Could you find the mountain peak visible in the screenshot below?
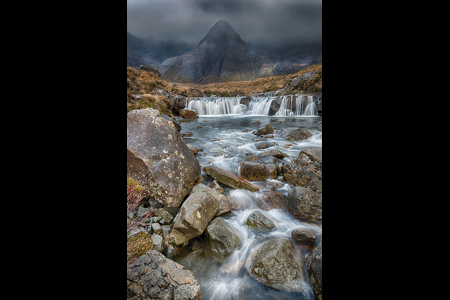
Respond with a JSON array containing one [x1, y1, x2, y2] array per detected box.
[[198, 20, 247, 46]]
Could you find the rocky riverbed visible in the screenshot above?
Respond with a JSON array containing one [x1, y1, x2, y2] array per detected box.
[[127, 108, 322, 300]]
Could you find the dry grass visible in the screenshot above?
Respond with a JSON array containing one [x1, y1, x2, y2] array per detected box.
[[174, 63, 322, 96]]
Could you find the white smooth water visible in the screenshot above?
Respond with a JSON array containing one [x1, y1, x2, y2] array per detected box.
[[185, 95, 318, 117]]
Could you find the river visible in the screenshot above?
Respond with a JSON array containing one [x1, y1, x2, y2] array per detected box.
[[172, 112, 322, 300]]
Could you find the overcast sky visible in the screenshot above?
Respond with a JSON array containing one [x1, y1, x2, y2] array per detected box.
[[127, 0, 322, 47]]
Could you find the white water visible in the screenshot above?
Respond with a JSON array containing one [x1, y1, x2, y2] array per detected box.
[[172, 116, 322, 300], [185, 95, 318, 117], [275, 95, 318, 116]]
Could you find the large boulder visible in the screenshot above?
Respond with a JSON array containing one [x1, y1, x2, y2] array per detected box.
[[189, 183, 231, 216], [180, 109, 199, 119], [282, 148, 322, 194], [127, 108, 201, 207], [204, 217, 241, 259], [168, 191, 219, 246], [287, 186, 322, 223], [245, 237, 307, 292], [252, 123, 274, 136], [203, 165, 259, 192], [306, 242, 322, 300], [260, 149, 288, 159], [127, 250, 202, 300]]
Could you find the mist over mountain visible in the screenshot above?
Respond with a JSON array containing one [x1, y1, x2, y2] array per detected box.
[[127, 32, 194, 69], [127, 20, 321, 83]]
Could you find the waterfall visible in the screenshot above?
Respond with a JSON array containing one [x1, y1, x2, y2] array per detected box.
[[275, 95, 318, 116], [185, 95, 317, 116], [186, 97, 247, 115], [247, 97, 275, 115]]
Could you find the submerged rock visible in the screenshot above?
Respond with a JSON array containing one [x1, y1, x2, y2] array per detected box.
[[203, 165, 259, 192], [287, 186, 322, 223], [204, 217, 241, 259], [246, 210, 275, 230], [306, 242, 322, 300], [127, 108, 201, 208], [127, 250, 202, 300], [245, 237, 307, 292], [257, 191, 287, 210]]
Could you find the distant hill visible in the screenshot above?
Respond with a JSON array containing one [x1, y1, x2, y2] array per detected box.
[[127, 20, 321, 83], [158, 21, 320, 83]]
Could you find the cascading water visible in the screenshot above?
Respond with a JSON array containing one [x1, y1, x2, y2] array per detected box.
[[185, 95, 318, 117], [247, 97, 275, 115], [275, 95, 318, 116], [187, 97, 247, 115]]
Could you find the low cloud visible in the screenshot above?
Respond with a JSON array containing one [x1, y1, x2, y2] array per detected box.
[[127, 0, 322, 47]]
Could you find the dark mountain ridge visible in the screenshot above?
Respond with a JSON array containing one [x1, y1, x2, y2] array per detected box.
[[128, 20, 321, 83]]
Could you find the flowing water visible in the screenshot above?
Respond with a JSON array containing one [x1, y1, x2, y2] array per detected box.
[[174, 114, 322, 300], [186, 95, 318, 117]]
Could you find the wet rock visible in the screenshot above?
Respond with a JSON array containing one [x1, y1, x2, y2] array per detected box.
[[261, 134, 274, 138], [260, 149, 288, 159], [127, 108, 201, 208], [245, 237, 306, 292], [240, 96, 252, 106], [306, 242, 322, 300], [282, 148, 322, 194], [127, 231, 153, 258], [179, 109, 199, 119], [190, 183, 231, 216], [257, 191, 287, 210], [240, 161, 271, 181], [254, 141, 274, 149], [151, 233, 165, 253], [127, 250, 201, 300], [291, 228, 316, 245], [246, 210, 275, 230], [182, 132, 193, 137], [204, 217, 241, 259], [186, 143, 198, 155], [287, 186, 322, 223], [203, 165, 259, 192], [252, 123, 274, 136], [168, 191, 219, 245], [277, 128, 312, 141], [251, 120, 261, 125]]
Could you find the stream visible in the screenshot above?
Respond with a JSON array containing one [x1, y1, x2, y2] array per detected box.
[[174, 114, 322, 300]]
